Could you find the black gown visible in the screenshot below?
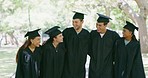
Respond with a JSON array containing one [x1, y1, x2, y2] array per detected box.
[[89, 29, 120, 78], [62, 27, 90, 78], [40, 41, 65, 78], [15, 46, 42, 78], [114, 38, 145, 78]]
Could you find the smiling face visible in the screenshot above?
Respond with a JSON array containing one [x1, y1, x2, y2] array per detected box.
[[53, 33, 63, 43], [30, 36, 41, 47], [96, 22, 107, 33], [72, 19, 83, 30], [122, 28, 132, 39]]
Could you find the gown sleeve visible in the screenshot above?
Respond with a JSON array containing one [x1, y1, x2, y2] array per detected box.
[[131, 44, 146, 78]]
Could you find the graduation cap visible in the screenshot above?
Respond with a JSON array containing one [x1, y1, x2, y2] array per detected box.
[[97, 13, 112, 23], [45, 26, 62, 38], [24, 29, 40, 39], [123, 21, 138, 33], [73, 11, 86, 19]]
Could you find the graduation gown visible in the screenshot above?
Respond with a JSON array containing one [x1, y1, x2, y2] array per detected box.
[[40, 41, 65, 78], [62, 27, 90, 78], [15, 46, 42, 78], [89, 29, 120, 78], [114, 38, 145, 78]]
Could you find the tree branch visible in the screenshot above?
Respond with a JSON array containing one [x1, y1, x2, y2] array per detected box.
[[135, 0, 148, 15], [117, 0, 139, 22]]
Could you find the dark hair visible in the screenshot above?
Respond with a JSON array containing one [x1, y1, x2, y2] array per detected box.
[[16, 37, 35, 63], [73, 18, 83, 22], [79, 19, 83, 22], [43, 36, 58, 45], [103, 22, 108, 25], [132, 35, 138, 41], [128, 29, 138, 41]]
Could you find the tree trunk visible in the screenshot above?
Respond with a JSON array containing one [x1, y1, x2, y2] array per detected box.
[[4, 33, 8, 45], [0, 37, 2, 47], [8, 32, 19, 46], [135, 17, 148, 53]]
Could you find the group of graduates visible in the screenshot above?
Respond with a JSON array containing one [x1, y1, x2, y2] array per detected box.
[[15, 11, 146, 78]]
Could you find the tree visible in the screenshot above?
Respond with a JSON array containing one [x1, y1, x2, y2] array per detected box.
[[117, 0, 148, 53]]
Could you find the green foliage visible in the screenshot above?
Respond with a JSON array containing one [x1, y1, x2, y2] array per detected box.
[[0, 0, 146, 33]]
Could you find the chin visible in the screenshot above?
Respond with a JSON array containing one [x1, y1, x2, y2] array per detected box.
[[97, 30, 101, 33], [74, 27, 80, 30], [60, 41, 63, 43], [36, 45, 40, 47]]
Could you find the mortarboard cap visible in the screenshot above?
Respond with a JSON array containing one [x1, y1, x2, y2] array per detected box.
[[97, 13, 112, 23], [123, 21, 138, 33], [45, 26, 62, 39], [73, 11, 86, 19], [24, 29, 40, 39]]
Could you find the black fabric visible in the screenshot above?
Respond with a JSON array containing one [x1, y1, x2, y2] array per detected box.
[[15, 46, 42, 78], [97, 13, 112, 23], [40, 42, 65, 78], [45, 26, 61, 39], [25, 29, 40, 39], [62, 27, 90, 78], [73, 11, 85, 19], [89, 30, 120, 78], [114, 38, 146, 78], [123, 21, 138, 33]]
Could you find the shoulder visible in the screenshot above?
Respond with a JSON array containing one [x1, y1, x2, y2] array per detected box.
[[82, 28, 89, 33], [17, 48, 25, 56], [63, 27, 73, 32], [107, 29, 118, 35], [90, 30, 97, 34], [116, 37, 124, 44], [90, 30, 97, 36], [107, 29, 120, 39], [62, 27, 74, 36], [42, 41, 51, 48]]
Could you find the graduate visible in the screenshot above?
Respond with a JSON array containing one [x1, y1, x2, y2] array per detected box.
[[62, 11, 90, 78], [114, 21, 146, 78], [15, 29, 42, 78], [89, 13, 120, 78], [40, 26, 65, 78]]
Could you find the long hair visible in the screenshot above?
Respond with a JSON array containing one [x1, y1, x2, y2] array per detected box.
[[132, 34, 138, 41], [16, 38, 32, 63]]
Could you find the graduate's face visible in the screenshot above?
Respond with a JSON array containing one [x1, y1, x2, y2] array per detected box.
[[72, 19, 83, 30], [54, 33, 63, 43], [96, 22, 107, 33], [30, 36, 41, 47], [122, 28, 132, 38]]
